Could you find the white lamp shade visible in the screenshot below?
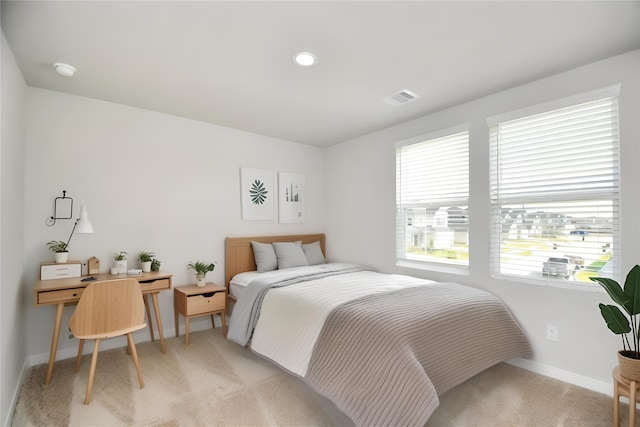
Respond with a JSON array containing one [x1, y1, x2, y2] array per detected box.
[[76, 205, 94, 234]]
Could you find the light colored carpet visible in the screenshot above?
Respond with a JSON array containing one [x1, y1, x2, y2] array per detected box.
[[12, 329, 629, 426]]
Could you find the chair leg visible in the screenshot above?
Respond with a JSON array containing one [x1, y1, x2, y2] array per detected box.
[[75, 339, 85, 372], [127, 333, 144, 389], [84, 339, 101, 405]]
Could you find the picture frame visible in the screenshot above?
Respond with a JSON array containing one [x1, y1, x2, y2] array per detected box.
[[240, 167, 275, 221], [278, 172, 305, 223]]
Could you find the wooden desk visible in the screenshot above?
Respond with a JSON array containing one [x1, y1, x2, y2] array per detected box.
[[34, 271, 172, 385]]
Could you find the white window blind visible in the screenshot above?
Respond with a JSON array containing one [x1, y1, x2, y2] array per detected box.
[[396, 130, 469, 267], [489, 94, 620, 285]]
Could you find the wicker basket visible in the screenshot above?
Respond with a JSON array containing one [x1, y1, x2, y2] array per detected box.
[[617, 351, 640, 381]]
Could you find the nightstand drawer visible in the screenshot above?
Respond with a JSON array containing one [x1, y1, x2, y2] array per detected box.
[[187, 291, 225, 315], [37, 287, 84, 305], [138, 278, 171, 292]]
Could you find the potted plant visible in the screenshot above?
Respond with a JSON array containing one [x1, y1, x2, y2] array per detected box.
[[151, 258, 161, 272], [137, 251, 155, 273], [591, 265, 640, 380], [47, 240, 69, 263], [114, 251, 128, 274], [188, 261, 215, 287]]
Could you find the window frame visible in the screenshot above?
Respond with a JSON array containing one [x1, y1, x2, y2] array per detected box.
[[486, 85, 622, 289], [395, 124, 470, 273]]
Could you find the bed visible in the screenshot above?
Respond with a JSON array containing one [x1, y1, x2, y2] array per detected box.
[[225, 234, 530, 426]]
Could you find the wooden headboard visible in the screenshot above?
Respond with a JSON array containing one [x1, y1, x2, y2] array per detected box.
[[225, 234, 325, 287]]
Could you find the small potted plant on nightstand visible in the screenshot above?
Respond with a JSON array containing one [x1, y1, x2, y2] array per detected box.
[[188, 261, 215, 287], [114, 251, 128, 274], [47, 240, 69, 263], [137, 251, 155, 273]]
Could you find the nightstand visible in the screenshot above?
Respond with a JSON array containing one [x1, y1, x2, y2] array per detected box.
[[174, 283, 227, 345]]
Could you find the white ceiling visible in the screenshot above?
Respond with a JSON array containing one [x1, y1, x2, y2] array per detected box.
[[2, 1, 639, 147]]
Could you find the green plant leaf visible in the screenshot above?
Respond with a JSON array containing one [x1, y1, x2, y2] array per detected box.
[[599, 303, 631, 335], [591, 276, 629, 313], [187, 261, 215, 275], [623, 265, 640, 315], [249, 179, 268, 205]]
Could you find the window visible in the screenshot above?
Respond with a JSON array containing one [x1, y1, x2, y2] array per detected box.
[[396, 128, 469, 268], [489, 88, 620, 285]]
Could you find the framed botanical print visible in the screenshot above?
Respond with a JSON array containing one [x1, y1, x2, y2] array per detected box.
[[240, 167, 274, 221]]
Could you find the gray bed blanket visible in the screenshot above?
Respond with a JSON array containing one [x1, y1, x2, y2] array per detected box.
[[305, 282, 531, 427]]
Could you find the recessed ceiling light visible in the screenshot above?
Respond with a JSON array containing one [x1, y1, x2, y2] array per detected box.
[[294, 52, 317, 67], [53, 62, 76, 77]]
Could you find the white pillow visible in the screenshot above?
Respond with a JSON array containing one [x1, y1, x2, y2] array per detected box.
[[272, 241, 309, 269], [251, 241, 278, 272], [303, 241, 326, 265], [230, 271, 262, 287]]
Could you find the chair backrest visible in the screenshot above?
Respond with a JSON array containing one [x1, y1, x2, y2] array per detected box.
[[70, 278, 145, 338]]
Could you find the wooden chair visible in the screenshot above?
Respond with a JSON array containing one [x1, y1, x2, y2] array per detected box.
[[70, 278, 147, 404], [613, 366, 640, 427]]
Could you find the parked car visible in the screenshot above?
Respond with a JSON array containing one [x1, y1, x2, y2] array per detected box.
[[542, 257, 575, 279]]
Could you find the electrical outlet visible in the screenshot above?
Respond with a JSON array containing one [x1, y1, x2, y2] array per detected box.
[[546, 324, 559, 342]]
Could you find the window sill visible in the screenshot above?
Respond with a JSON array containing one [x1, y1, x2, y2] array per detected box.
[[396, 259, 469, 276], [490, 273, 604, 292]]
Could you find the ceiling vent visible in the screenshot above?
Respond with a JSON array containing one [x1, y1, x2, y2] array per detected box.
[[383, 89, 420, 107]]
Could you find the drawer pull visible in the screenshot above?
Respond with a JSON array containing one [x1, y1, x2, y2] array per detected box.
[[187, 291, 222, 298]]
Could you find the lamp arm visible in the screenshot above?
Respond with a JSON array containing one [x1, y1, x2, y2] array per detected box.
[[66, 219, 79, 249]]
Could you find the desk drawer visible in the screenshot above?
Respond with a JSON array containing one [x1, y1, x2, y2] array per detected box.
[[38, 288, 84, 305], [187, 291, 225, 315], [138, 278, 171, 292], [40, 263, 81, 280]]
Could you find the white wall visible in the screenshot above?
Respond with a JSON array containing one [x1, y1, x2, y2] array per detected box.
[[1, 30, 27, 427], [325, 50, 640, 390], [24, 88, 325, 364]]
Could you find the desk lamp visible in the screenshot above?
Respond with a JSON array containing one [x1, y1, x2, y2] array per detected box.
[[66, 205, 94, 249]]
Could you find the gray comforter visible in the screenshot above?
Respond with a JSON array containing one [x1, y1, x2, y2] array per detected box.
[[228, 266, 530, 426], [306, 282, 531, 426]]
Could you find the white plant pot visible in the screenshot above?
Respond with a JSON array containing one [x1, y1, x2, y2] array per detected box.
[[115, 259, 127, 274], [54, 252, 69, 263], [196, 275, 206, 287], [141, 261, 152, 273]]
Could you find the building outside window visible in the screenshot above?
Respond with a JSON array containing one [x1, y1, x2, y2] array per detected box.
[[396, 128, 469, 268], [488, 87, 620, 285]]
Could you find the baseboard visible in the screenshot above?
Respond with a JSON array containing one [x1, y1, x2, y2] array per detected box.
[[4, 357, 30, 427], [507, 357, 613, 396]]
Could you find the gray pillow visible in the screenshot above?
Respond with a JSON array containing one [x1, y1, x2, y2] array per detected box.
[[272, 241, 309, 269], [302, 241, 326, 265], [251, 241, 278, 272]]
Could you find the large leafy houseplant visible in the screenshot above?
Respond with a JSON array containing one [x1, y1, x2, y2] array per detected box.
[[591, 265, 640, 360]]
